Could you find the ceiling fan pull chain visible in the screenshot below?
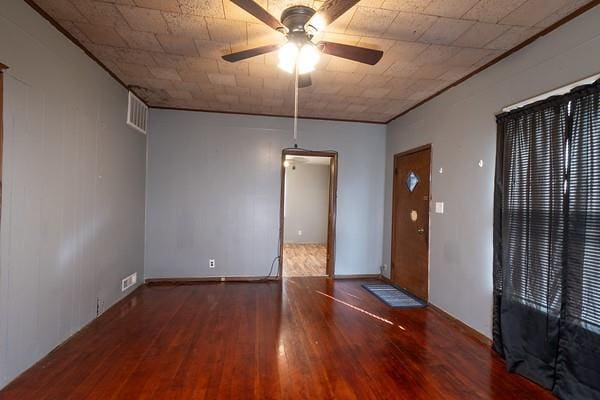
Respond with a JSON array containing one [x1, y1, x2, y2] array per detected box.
[[293, 61, 299, 142]]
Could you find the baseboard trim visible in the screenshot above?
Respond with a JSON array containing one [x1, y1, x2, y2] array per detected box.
[[428, 304, 492, 347], [333, 274, 382, 280], [145, 276, 279, 285], [378, 275, 491, 347], [0, 283, 144, 389]]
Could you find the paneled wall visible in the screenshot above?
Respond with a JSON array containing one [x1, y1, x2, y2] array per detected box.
[[0, 0, 146, 387], [145, 110, 386, 278], [384, 6, 600, 338]]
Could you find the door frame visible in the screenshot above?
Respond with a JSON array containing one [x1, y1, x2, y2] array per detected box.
[[279, 149, 338, 279], [0, 63, 7, 224], [390, 144, 432, 300]]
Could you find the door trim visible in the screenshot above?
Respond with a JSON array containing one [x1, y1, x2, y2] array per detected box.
[[0, 64, 6, 224], [279, 149, 338, 279], [390, 144, 432, 300]]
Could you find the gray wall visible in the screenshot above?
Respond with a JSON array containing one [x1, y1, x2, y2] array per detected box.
[[383, 6, 600, 338], [145, 109, 385, 278], [284, 163, 330, 244], [0, 0, 146, 388]]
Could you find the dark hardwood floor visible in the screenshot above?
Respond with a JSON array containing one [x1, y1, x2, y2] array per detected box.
[[0, 278, 554, 399]]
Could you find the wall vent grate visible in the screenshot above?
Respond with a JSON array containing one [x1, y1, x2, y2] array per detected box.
[[127, 91, 148, 134], [121, 272, 137, 292]]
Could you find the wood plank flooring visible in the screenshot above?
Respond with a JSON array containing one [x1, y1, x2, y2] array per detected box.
[[0, 278, 555, 400], [283, 243, 327, 276]]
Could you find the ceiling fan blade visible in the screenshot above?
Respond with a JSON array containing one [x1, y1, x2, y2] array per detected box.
[[309, 0, 360, 29], [222, 43, 280, 62], [318, 41, 383, 65], [298, 74, 312, 88], [230, 0, 285, 31]]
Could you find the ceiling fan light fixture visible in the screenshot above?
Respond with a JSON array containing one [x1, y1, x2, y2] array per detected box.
[[278, 42, 299, 74], [308, 13, 326, 33], [298, 42, 319, 74]]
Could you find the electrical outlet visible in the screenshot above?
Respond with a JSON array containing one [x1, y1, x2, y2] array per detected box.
[[298, 230, 302, 236], [209, 259, 216, 268]]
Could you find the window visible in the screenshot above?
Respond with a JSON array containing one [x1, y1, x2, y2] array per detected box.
[[494, 78, 600, 398]]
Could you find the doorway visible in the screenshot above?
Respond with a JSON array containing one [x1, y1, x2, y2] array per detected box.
[[279, 149, 337, 278], [390, 145, 431, 301]]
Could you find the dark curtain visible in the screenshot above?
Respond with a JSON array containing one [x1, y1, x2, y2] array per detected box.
[[494, 79, 600, 399], [495, 98, 567, 389], [555, 83, 600, 399]]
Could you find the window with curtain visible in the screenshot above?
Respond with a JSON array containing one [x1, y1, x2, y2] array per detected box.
[[494, 79, 600, 400]]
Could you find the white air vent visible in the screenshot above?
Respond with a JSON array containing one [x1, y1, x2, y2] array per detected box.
[[127, 91, 148, 134], [121, 272, 137, 292]]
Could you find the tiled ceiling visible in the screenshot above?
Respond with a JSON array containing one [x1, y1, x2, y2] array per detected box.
[[30, 0, 594, 123]]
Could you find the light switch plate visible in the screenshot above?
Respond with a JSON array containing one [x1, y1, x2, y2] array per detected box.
[[435, 202, 444, 214]]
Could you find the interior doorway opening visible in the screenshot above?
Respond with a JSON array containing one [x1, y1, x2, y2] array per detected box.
[[279, 150, 337, 278]]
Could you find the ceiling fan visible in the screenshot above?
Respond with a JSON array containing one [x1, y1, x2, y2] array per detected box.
[[222, 0, 384, 88]]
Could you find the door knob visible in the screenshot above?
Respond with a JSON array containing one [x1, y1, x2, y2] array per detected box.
[[417, 227, 425, 234]]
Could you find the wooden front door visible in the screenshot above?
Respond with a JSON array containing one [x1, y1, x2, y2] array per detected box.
[[391, 145, 431, 301]]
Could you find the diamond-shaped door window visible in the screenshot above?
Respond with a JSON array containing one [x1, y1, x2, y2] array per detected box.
[[406, 171, 419, 192]]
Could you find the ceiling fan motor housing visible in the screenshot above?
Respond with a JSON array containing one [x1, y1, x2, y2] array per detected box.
[[281, 5, 316, 34]]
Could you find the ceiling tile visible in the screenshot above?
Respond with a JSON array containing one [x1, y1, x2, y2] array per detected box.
[[206, 18, 247, 44], [383, 12, 437, 41], [57, 19, 91, 43], [145, 78, 175, 90], [185, 56, 220, 72], [326, 58, 360, 73], [167, 89, 194, 99], [149, 66, 182, 80], [462, 0, 528, 23], [223, 0, 268, 23], [217, 60, 249, 74], [419, 17, 475, 45], [380, 0, 432, 13], [118, 61, 153, 77], [484, 25, 543, 49], [362, 87, 391, 98], [116, 27, 164, 51], [75, 23, 128, 47], [207, 73, 237, 86], [453, 22, 510, 47], [116, 48, 157, 65], [194, 39, 230, 58], [32, 0, 593, 122], [423, 0, 479, 18], [346, 7, 398, 37], [152, 52, 187, 68], [133, 0, 180, 12], [178, 0, 226, 18], [413, 44, 461, 64], [117, 5, 169, 33], [536, 0, 588, 27], [74, 1, 129, 28], [35, 0, 88, 22], [162, 12, 210, 38], [500, 0, 572, 26], [246, 23, 286, 47], [156, 34, 199, 56], [446, 47, 494, 66]]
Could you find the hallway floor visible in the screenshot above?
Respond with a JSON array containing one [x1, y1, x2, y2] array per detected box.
[[282, 243, 327, 276]]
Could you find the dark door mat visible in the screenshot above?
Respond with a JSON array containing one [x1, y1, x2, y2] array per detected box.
[[362, 283, 427, 308]]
